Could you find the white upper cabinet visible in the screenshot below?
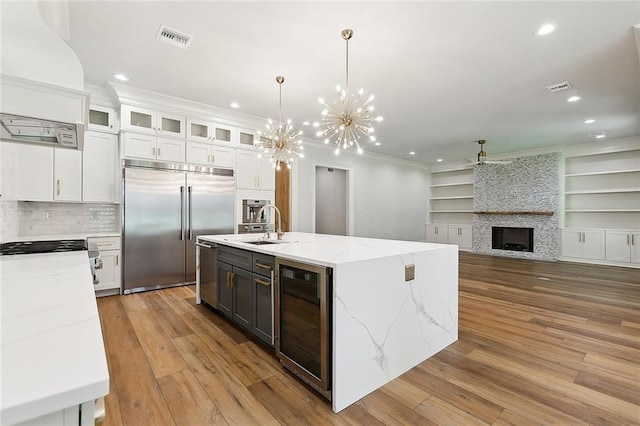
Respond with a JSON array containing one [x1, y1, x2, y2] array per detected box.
[[8, 143, 82, 202], [236, 150, 274, 190], [186, 118, 235, 147], [10, 143, 54, 201], [83, 132, 118, 202], [122, 132, 185, 162], [186, 142, 235, 168], [88, 105, 117, 133], [121, 105, 185, 137], [54, 149, 82, 201], [236, 128, 259, 151]]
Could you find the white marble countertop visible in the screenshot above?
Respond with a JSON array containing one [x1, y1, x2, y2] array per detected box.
[[0, 251, 109, 425], [199, 232, 446, 267]]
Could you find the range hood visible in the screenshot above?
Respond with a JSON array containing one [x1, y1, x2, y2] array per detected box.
[[0, 112, 84, 150]]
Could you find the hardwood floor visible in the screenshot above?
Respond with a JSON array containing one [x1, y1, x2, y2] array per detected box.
[[97, 252, 640, 425]]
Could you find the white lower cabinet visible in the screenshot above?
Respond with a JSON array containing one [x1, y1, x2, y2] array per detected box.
[[605, 230, 640, 264], [123, 132, 185, 162], [426, 225, 448, 244], [561, 229, 605, 260], [15, 401, 95, 426], [83, 132, 119, 202], [89, 236, 121, 295], [448, 225, 473, 250], [426, 224, 471, 249]]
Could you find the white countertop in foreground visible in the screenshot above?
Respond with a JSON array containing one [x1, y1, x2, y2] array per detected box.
[[0, 251, 109, 425], [199, 232, 446, 267]]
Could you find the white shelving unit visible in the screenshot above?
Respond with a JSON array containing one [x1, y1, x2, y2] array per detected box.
[[427, 167, 474, 250], [429, 167, 474, 225], [564, 149, 640, 230], [561, 146, 640, 267]]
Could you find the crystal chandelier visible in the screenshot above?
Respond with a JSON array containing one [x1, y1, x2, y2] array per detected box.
[[257, 76, 304, 171], [314, 29, 383, 155]]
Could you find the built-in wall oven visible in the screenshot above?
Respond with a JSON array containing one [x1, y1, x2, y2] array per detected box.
[[275, 257, 332, 400]]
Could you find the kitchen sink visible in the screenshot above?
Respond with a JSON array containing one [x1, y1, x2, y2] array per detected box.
[[244, 240, 288, 245]]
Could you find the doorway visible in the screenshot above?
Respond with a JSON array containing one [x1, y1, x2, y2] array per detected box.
[[315, 166, 348, 236]]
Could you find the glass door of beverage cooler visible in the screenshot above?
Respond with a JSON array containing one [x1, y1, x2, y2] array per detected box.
[[275, 258, 331, 398]]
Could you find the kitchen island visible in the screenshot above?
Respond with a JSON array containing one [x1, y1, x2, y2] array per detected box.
[[197, 232, 458, 413], [0, 251, 109, 425]]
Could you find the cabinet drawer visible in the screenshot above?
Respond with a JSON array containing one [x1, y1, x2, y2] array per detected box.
[[88, 236, 121, 250], [218, 246, 252, 270], [253, 253, 275, 276]]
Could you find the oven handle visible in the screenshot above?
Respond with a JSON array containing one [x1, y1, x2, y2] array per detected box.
[[195, 242, 213, 249]]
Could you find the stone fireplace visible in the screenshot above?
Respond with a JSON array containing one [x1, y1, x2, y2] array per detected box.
[[473, 153, 560, 261]]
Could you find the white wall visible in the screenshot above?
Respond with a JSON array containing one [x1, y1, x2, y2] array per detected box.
[[294, 143, 430, 242]]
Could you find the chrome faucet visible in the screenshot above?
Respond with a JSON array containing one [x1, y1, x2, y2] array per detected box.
[[257, 204, 284, 240]]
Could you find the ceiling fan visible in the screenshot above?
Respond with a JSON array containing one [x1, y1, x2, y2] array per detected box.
[[468, 140, 513, 165]]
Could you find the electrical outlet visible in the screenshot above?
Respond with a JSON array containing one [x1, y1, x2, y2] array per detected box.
[[405, 264, 415, 281]]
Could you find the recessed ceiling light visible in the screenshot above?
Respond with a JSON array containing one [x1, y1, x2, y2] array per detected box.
[[113, 73, 130, 81], [584, 119, 595, 124], [567, 95, 581, 102], [230, 102, 240, 109], [437, 158, 443, 162], [409, 151, 415, 155], [374, 142, 381, 146], [589, 132, 606, 139], [536, 23, 556, 36], [302, 121, 310, 126]]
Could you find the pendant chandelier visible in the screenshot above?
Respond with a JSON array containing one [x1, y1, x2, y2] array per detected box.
[[314, 29, 383, 155], [257, 76, 304, 170]]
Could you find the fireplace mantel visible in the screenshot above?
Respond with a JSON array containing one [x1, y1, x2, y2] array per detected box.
[[474, 211, 554, 216]]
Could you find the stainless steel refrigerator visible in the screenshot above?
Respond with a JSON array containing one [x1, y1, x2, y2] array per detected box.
[[122, 159, 234, 294]]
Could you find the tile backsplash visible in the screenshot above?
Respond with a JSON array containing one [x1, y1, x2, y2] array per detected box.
[[1, 201, 119, 239]]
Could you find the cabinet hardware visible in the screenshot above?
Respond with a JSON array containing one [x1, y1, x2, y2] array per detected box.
[[56, 179, 60, 196], [157, 148, 161, 157], [211, 154, 214, 164], [115, 255, 119, 266], [255, 261, 272, 271], [255, 277, 271, 287], [632, 235, 635, 245], [207, 154, 211, 163], [226, 271, 231, 288], [230, 272, 235, 288], [152, 147, 156, 156], [627, 235, 630, 245]]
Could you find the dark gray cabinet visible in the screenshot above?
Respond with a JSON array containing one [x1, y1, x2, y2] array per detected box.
[[252, 253, 275, 346], [217, 247, 253, 331], [214, 246, 275, 346]]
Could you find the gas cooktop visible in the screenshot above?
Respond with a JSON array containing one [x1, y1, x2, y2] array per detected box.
[[0, 239, 88, 255]]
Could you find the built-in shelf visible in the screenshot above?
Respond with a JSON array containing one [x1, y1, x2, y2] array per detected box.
[[430, 196, 474, 200], [565, 209, 640, 213], [429, 182, 473, 188], [565, 189, 640, 194], [430, 210, 474, 213], [564, 169, 640, 177], [474, 211, 554, 216]]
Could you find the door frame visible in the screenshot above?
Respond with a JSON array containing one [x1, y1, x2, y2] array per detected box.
[[311, 163, 354, 236]]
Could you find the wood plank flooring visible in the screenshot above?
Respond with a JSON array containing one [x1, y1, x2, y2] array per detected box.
[[97, 252, 640, 425]]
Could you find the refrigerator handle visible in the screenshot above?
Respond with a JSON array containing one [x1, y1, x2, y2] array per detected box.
[[188, 186, 193, 240], [180, 186, 185, 240]]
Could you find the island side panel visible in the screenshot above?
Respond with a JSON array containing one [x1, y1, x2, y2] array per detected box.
[[331, 244, 458, 412]]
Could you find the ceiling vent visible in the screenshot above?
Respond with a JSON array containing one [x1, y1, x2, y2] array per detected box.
[[156, 25, 193, 49], [545, 81, 572, 93]]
